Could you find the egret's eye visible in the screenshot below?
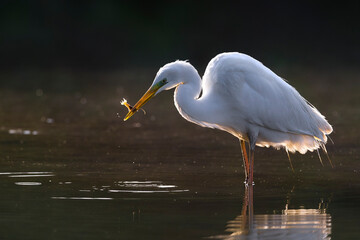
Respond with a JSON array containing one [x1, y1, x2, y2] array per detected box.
[[161, 79, 167, 84]]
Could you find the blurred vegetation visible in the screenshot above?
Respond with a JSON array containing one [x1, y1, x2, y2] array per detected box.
[[0, 1, 359, 74]]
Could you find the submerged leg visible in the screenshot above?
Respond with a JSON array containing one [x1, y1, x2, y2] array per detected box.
[[240, 139, 249, 183], [241, 184, 254, 233]]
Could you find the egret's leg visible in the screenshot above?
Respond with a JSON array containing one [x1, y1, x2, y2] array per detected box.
[[248, 146, 255, 186], [247, 133, 257, 186], [240, 140, 249, 182]]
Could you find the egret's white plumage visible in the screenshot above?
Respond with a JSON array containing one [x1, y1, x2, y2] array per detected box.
[[124, 52, 333, 183]]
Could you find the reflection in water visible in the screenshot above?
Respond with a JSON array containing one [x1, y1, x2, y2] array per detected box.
[[210, 186, 331, 240]]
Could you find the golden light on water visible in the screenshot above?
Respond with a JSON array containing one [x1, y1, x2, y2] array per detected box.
[[222, 204, 331, 240]]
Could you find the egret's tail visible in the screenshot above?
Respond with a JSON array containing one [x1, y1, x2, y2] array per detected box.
[[256, 126, 333, 167]]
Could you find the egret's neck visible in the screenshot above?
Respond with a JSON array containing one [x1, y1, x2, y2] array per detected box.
[[174, 70, 207, 125]]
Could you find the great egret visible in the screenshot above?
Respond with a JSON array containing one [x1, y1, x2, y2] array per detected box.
[[123, 52, 333, 185]]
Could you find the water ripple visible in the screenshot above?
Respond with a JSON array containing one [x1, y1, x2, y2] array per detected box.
[[109, 180, 189, 194], [108, 189, 189, 193], [9, 174, 55, 178], [8, 129, 39, 135], [0, 172, 53, 175], [15, 182, 42, 186], [52, 197, 113, 200]]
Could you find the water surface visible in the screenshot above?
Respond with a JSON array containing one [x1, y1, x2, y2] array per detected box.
[[0, 69, 359, 239]]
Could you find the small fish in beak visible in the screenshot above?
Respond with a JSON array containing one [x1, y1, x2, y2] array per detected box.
[[122, 79, 167, 121], [120, 98, 134, 112], [121, 98, 146, 119]]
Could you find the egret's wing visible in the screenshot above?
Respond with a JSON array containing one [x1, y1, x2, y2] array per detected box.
[[202, 53, 332, 142]]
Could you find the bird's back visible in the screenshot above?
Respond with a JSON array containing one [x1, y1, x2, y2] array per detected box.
[[201, 52, 332, 153]]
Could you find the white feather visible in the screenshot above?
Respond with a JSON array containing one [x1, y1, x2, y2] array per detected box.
[[200, 53, 332, 153], [149, 52, 333, 155]]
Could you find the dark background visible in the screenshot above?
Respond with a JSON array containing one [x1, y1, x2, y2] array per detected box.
[[0, 3, 359, 239], [1, 1, 359, 73]]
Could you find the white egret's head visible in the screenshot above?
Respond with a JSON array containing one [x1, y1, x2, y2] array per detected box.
[[124, 61, 188, 121]]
